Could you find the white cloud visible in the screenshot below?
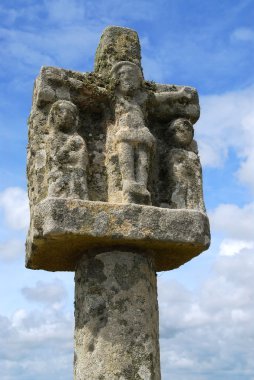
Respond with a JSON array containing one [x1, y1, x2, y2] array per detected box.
[[197, 86, 254, 165], [0, 25, 99, 76], [0, 239, 24, 261], [0, 279, 72, 379], [238, 149, 254, 190], [158, 248, 254, 379], [5, 36, 54, 68], [219, 238, 254, 256], [0, 187, 29, 230], [142, 53, 172, 83], [0, 3, 43, 26], [236, 109, 254, 189], [0, 0, 171, 86], [0, 306, 73, 380], [0, 0, 161, 82], [210, 202, 254, 241], [231, 27, 254, 42], [85, 0, 161, 23], [196, 86, 254, 193], [44, 0, 86, 25], [22, 280, 67, 308]]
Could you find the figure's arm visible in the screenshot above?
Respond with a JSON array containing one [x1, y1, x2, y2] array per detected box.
[[56, 140, 70, 162], [62, 135, 89, 166], [154, 87, 192, 105], [149, 85, 200, 124], [34, 66, 109, 110]]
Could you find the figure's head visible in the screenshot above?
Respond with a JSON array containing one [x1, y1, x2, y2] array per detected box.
[[48, 100, 78, 133], [111, 61, 143, 95], [168, 118, 194, 148]]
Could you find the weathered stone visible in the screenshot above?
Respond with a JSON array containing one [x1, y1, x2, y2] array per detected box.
[[27, 63, 202, 211], [74, 251, 160, 380], [47, 100, 89, 199], [94, 26, 142, 76], [106, 61, 156, 204], [27, 66, 109, 210], [26, 25, 211, 380], [26, 198, 210, 272], [152, 83, 200, 123], [166, 118, 206, 211]]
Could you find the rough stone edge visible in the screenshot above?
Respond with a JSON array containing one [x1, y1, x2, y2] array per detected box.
[[26, 198, 210, 272]]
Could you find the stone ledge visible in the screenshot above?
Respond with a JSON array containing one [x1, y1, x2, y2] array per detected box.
[[26, 198, 210, 272]]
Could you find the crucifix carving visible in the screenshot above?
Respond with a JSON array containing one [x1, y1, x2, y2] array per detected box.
[[26, 26, 210, 379]]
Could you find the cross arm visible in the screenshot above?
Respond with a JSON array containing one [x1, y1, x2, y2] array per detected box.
[[149, 83, 200, 124], [33, 66, 109, 112]]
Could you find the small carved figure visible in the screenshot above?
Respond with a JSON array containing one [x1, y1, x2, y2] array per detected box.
[[168, 118, 205, 211], [47, 100, 89, 199], [110, 61, 156, 204]]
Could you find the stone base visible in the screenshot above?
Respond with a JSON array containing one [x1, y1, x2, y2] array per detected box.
[[26, 197, 210, 272]]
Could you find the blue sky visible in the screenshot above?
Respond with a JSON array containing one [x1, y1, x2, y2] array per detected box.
[[0, 0, 254, 379]]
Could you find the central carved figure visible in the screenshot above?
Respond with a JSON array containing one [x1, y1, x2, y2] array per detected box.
[[111, 61, 155, 204]]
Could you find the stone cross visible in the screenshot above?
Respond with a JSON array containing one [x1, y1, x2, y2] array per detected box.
[[26, 26, 210, 379]]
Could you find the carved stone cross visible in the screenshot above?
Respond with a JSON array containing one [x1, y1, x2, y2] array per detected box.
[[26, 26, 210, 379]]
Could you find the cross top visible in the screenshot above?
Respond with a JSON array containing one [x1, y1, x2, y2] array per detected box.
[[94, 26, 142, 75]]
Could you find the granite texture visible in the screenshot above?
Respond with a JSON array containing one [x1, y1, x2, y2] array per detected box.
[[26, 25, 211, 380], [74, 251, 161, 379], [26, 198, 210, 272]]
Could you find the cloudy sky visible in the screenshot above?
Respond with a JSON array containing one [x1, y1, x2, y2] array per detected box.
[[0, 0, 254, 379]]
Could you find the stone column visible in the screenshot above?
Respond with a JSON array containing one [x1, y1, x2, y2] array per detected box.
[[74, 250, 161, 380]]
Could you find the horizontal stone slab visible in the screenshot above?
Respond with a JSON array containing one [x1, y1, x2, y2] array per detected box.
[[26, 198, 210, 272]]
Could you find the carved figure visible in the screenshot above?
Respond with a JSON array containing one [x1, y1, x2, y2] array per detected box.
[[110, 61, 156, 204], [168, 118, 205, 211], [47, 100, 89, 199], [106, 61, 197, 206]]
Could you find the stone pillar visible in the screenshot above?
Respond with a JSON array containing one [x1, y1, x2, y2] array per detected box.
[[74, 250, 161, 380], [26, 26, 211, 380]]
